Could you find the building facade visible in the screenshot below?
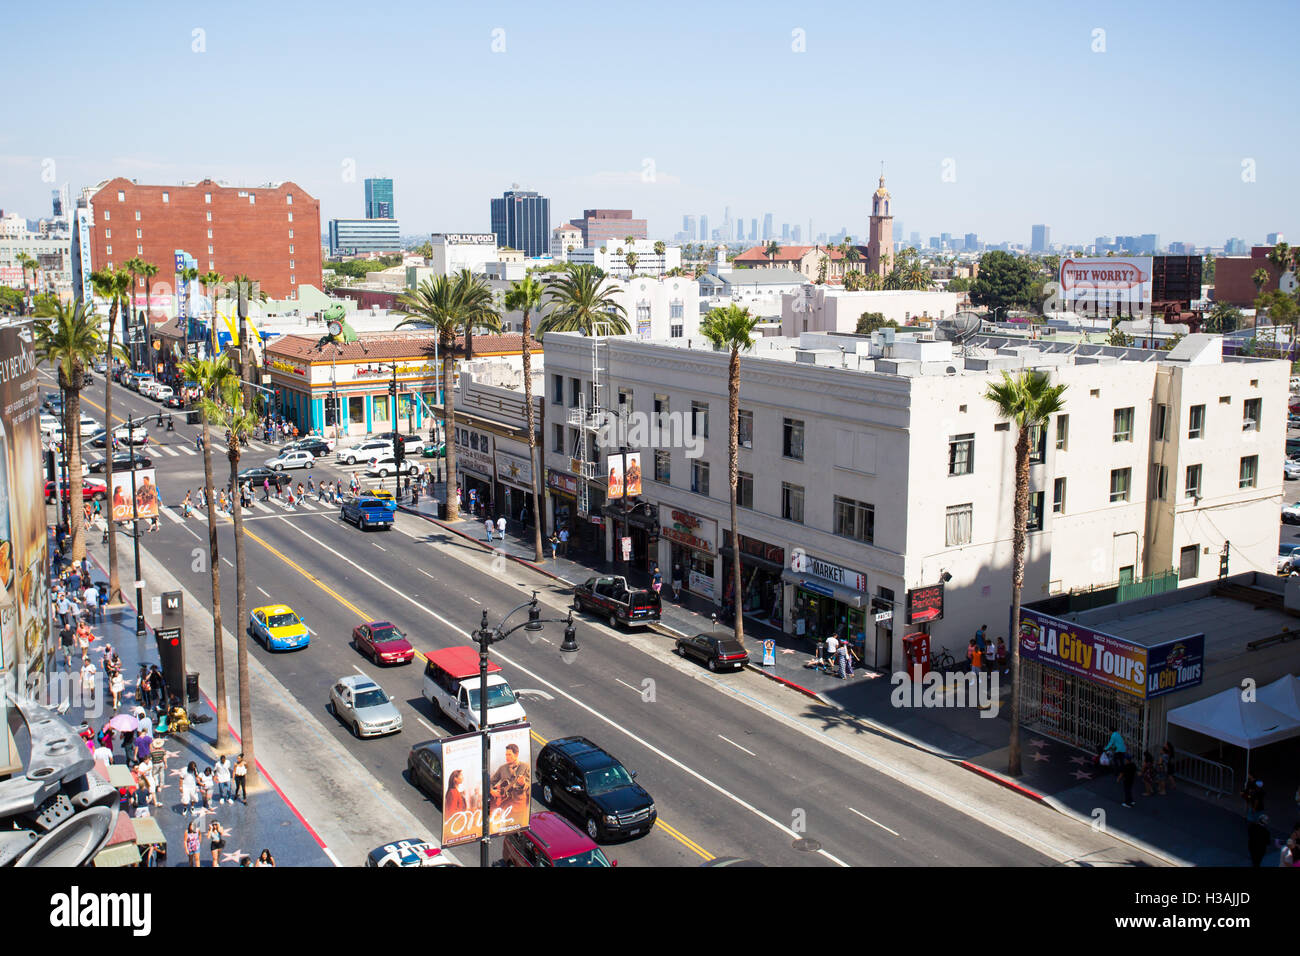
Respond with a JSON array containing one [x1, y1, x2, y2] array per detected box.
[[540, 331, 1286, 670], [430, 233, 499, 276], [364, 178, 395, 219], [781, 286, 960, 334], [569, 209, 647, 247], [329, 218, 403, 257], [86, 177, 320, 301], [551, 224, 582, 260], [566, 239, 681, 277], [490, 188, 550, 257]]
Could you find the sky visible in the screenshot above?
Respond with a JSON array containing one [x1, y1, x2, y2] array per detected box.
[[1, 0, 1297, 248]]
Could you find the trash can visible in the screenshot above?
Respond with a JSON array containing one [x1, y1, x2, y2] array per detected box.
[[185, 672, 200, 705], [436, 501, 447, 520], [186, 410, 200, 425]]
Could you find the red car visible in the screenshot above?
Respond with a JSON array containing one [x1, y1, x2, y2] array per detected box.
[[352, 620, 415, 665], [502, 811, 615, 867], [45, 478, 108, 503]]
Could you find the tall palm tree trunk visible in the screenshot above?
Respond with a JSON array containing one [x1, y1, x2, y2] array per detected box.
[[228, 447, 257, 786], [442, 332, 459, 522], [201, 413, 232, 750], [237, 304, 249, 408], [522, 311, 543, 560], [63, 374, 86, 561], [727, 348, 744, 645], [104, 301, 122, 603], [1007, 426, 1031, 777]]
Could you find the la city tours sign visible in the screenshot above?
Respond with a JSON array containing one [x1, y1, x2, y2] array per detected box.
[[1017, 609, 1203, 699]]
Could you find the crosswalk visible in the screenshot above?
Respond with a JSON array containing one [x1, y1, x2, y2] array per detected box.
[[84, 437, 278, 466], [163, 493, 361, 523]]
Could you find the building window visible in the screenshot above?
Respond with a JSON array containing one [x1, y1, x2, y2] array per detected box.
[[1113, 407, 1134, 442], [289, 229, 294, 239], [1185, 464, 1202, 499], [289, 245, 294, 254], [1153, 403, 1168, 441], [670, 323, 683, 338], [103, 210, 110, 221], [783, 418, 805, 460], [551, 374, 563, 405], [104, 229, 110, 239], [117, 190, 125, 201], [287, 194, 293, 204], [636, 302, 651, 325], [208, 245, 213, 254], [782, 482, 804, 523], [945, 503, 972, 546], [205, 193, 211, 203], [162, 191, 169, 203], [691, 401, 709, 439], [1239, 455, 1258, 489], [290, 275, 295, 285], [737, 472, 754, 509], [135, 228, 141, 239], [136, 245, 142, 254], [552, 424, 564, 453], [1188, 404, 1205, 439], [1029, 423, 1047, 464], [1179, 545, 1200, 580], [1109, 468, 1131, 503], [1053, 477, 1066, 514], [208, 261, 213, 270], [134, 210, 141, 221], [1149, 464, 1168, 501], [1027, 492, 1045, 531], [654, 394, 668, 422], [207, 229, 212, 239], [670, 300, 683, 320], [568, 377, 581, 408], [1243, 398, 1261, 431], [617, 388, 634, 418], [206, 212, 212, 222], [948, 433, 975, 475], [287, 212, 293, 222], [738, 409, 753, 449], [654, 450, 671, 484], [691, 460, 710, 497], [105, 245, 112, 255], [833, 496, 875, 544], [289, 260, 294, 269]]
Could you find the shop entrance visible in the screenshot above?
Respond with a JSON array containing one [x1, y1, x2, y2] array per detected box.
[[670, 544, 715, 603], [793, 588, 866, 654]]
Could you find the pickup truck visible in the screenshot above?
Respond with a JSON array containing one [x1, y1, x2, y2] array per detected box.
[[572, 575, 662, 629], [340, 494, 396, 530], [422, 646, 527, 732]]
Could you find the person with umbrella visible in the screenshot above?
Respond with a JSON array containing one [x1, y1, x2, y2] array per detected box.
[[107, 712, 139, 762]]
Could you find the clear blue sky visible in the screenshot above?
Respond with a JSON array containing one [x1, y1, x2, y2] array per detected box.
[[2, 0, 1296, 247]]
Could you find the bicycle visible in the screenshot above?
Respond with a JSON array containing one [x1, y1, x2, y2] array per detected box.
[[931, 646, 957, 674]]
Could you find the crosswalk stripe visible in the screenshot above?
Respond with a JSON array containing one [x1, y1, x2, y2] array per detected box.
[[160, 505, 183, 524], [179, 445, 196, 456], [160, 446, 179, 457]]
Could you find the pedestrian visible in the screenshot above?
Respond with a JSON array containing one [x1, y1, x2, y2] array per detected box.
[[195, 433, 203, 453], [80, 657, 97, 706], [148, 665, 166, 711], [255, 848, 276, 867], [1104, 728, 1127, 763], [148, 735, 166, 793], [262, 478, 270, 501], [1118, 753, 1137, 808], [149, 514, 159, 533], [671, 564, 682, 601], [1141, 751, 1156, 796], [198, 767, 215, 810], [412, 481, 419, 506], [975, 624, 988, 657], [208, 820, 230, 867], [1154, 746, 1172, 795], [651, 565, 662, 595], [824, 632, 839, 668], [835, 639, 850, 679], [109, 668, 125, 710], [558, 528, 569, 557], [496, 515, 506, 540], [185, 822, 202, 867], [307, 476, 315, 498], [60, 622, 75, 670], [548, 532, 559, 561], [1160, 741, 1177, 792], [75, 620, 93, 661], [180, 761, 198, 815], [485, 518, 494, 542], [296, 481, 304, 500], [56, 592, 75, 630], [966, 639, 983, 674], [286, 490, 296, 511], [214, 755, 233, 804], [233, 753, 248, 803], [403, 475, 411, 499], [134, 732, 152, 767], [995, 637, 1009, 676]]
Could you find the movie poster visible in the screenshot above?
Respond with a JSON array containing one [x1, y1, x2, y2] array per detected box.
[[607, 454, 624, 500], [110, 468, 160, 522], [440, 732, 485, 848], [487, 723, 531, 836], [624, 452, 642, 498]]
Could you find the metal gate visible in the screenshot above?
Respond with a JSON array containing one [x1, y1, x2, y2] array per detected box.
[[1021, 660, 1148, 755]]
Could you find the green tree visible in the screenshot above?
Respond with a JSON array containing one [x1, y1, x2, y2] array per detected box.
[[969, 251, 1039, 312], [764, 240, 780, 266], [1201, 256, 1216, 285], [1107, 329, 1134, 347], [35, 299, 103, 561], [1252, 267, 1270, 298], [1256, 290, 1299, 338], [504, 276, 547, 562], [815, 256, 828, 285], [653, 241, 665, 258], [90, 267, 133, 603], [625, 252, 639, 275], [843, 270, 865, 291], [200, 373, 263, 786], [1159, 332, 1185, 352], [699, 304, 760, 649], [180, 354, 238, 752], [983, 370, 1068, 777], [947, 277, 972, 293], [856, 312, 898, 335], [1267, 242, 1292, 279], [538, 264, 630, 335], [1204, 301, 1242, 334], [449, 269, 501, 362]]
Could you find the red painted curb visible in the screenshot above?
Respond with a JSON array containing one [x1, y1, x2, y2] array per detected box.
[[746, 665, 824, 701], [958, 760, 1047, 802]]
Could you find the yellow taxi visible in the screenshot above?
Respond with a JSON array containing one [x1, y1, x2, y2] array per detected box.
[[248, 604, 311, 651]]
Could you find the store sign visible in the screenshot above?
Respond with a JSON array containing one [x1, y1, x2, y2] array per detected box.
[[689, 569, 715, 601], [267, 358, 307, 378], [353, 362, 438, 380], [495, 450, 533, 490], [907, 583, 945, 625], [660, 508, 716, 555], [455, 425, 494, 478], [1017, 608, 1148, 699], [547, 469, 578, 496], [1145, 634, 1205, 699], [790, 551, 866, 592]]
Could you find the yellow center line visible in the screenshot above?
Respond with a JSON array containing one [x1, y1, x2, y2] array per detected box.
[[241, 523, 714, 862], [79, 393, 128, 426]]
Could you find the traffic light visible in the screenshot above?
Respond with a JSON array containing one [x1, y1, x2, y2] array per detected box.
[[324, 394, 337, 426]]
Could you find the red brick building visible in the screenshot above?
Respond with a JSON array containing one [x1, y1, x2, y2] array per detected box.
[[87, 177, 321, 303], [1214, 246, 1291, 307]]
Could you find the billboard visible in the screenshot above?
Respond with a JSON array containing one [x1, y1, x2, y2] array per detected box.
[[439, 723, 533, 846], [487, 723, 531, 836], [607, 452, 642, 501], [0, 322, 48, 770], [110, 468, 160, 522], [1018, 608, 1146, 698], [440, 732, 485, 848], [1059, 257, 1152, 308], [1144, 634, 1205, 699]]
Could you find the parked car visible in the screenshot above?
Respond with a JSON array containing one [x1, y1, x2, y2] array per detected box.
[[248, 604, 310, 651], [283, 436, 333, 457], [420, 442, 445, 458], [42, 392, 63, 412], [164, 394, 189, 410], [365, 454, 419, 478], [335, 439, 393, 466], [45, 477, 108, 503], [364, 838, 453, 868], [352, 620, 414, 664], [340, 494, 395, 530], [406, 740, 444, 804], [151, 385, 174, 403], [237, 466, 293, 490], [372, 431, 423, 452], [572, 575, 661, 628], [89, 452, 153, 474], [264, 449, 315, 471], [89, 424, 148, 447], [328, 674, 403, 738], [675, 631, 750, 672], [1282, 502, 1300, 525], [502, 812, 615, 867], [535, 736, 655, 842], [1286, 460, 1300, 481], [1279, 544, 1300, 574], [75, 414, 99, 437], [421, 646, 526, 732]]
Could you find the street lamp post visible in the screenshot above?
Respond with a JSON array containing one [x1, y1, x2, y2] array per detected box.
[[471, 593, 578, 868], [120, 414, 147, 639]]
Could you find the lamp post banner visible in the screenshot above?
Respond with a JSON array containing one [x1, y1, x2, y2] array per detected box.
[[487, 722, 532, 836], [440, 732, 486, 847]]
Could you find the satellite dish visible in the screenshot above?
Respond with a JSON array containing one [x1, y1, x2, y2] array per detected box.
[[934, 310, 983, 344]]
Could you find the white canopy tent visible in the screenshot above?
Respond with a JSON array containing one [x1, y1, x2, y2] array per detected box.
[[1167, 684, 1300, 774], [1258, 674, 1300, 723]]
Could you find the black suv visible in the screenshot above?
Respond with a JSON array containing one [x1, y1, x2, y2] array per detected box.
[[284, 436, 333, 458], [535, 736, 655, 842]]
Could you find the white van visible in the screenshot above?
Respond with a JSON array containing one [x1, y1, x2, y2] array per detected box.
[[139, 380, 163, 399], [78, 414, 99, 436], [335, 439, 393, 466], [153, 385, 174, 402], [421, 647, 527, 732]]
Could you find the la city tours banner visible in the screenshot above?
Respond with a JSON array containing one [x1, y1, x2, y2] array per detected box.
[[1017, 608, 1147, 698], [110, 468, 160, 523], [487, 722, 531, 837]]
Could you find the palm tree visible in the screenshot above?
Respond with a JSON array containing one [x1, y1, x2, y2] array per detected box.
[[394, 276, 469, 521], [625, 252, 639, 276], [764, 240, 780, 267], [35, 300, 103, 562], [180, 265, 199, 359], [538, 264, 630, 335], [181, 354, 237, 752], [199, 270, 225, 357], [1252, 268, 1270, 299], [907, 262, 931, 290], [138, 260, 159, 371], [699, 305, 760, 648], [16, 253, 37, 310], [983, 370, 1068, 777], [1267, 242, 1292, 280], [653, 240, 666, 259], [226, 275, 266, 407], [91, 267, 133, 603], [504, 276, 547, 562], [863, 272, 884, 291], [201, 374, 263, 786], [843, 270, 865, 292], [452, 269, 500, 362], [123, 257, 146, 367]]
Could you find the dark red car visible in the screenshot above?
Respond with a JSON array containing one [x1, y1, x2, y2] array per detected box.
[[352, 620, 415, 665], [45, 478, 108, 503], [502, 812, 615, 867]]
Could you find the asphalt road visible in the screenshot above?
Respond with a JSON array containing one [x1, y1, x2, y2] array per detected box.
[[52, 370, 1067, 867]]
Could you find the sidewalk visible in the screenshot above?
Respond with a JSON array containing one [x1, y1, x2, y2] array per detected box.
[[398, 492, 1279, 866], [48, 533, 332, 867]]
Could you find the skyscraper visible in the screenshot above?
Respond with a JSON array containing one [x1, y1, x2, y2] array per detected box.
[[1031, 224, 1050, 253], [365, 178, 395, 219], [736, 221, 744, 241], [781, 223, 790, 241], [964, 233, 979, 252], [683, 214, 697, 237], [490, 187, 551, 257], [762, 213, 773, 240], [699, 215, 709, 241], [791, 224, 802, 243], [750, 219, 758, 241]]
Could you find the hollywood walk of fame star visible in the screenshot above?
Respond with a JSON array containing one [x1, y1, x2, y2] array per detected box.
[[221, 849, 249, 864], [1069, 755, 1091, 765], [1071, 769, 1094, 781], [1031, 752, 1051, 762], [1029, 738, 1048, 748]]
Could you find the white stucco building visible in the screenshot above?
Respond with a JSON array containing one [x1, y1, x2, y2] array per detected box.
[[566, 239, 681, 278], [541, 330, 1287, 671], [491, 274, 701, 341], [430, 233, 499, 276], [782, 285, 961, 335]]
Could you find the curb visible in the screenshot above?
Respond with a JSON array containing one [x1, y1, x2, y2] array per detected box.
[[958, 760, 1047, 801]]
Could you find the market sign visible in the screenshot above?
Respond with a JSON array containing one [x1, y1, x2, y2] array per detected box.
[[659, 508, 716, 555], [790, 551, 866, 592], [1018, 608, 1151, 699], [907, 583, 945, 625]]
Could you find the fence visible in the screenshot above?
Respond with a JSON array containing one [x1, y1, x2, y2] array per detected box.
[[1171, 749, 1235, 798]]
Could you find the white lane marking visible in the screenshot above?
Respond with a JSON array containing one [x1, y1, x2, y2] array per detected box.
[[847, 806, 900, 837], [257, 587, 270, 598], [372, 543, 386, 551], [717, 734, 757, 757], [614, 678, 641, 694], [323, 847, 342, 867], [351, 665, 369, 678], [160, 446, 179, 457], [418, 569, 436, 580], [469, 596, 481, 604], [222, 557, 233, 568], [417, 718, 440, 735], [161, 505, 183, 524], [179, 446, 196, 456], [179, 522, 201, 542], [276, 517, 848, 868]]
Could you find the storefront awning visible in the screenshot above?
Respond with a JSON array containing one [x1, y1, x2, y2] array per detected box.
[[781, 569, 866, 608]]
